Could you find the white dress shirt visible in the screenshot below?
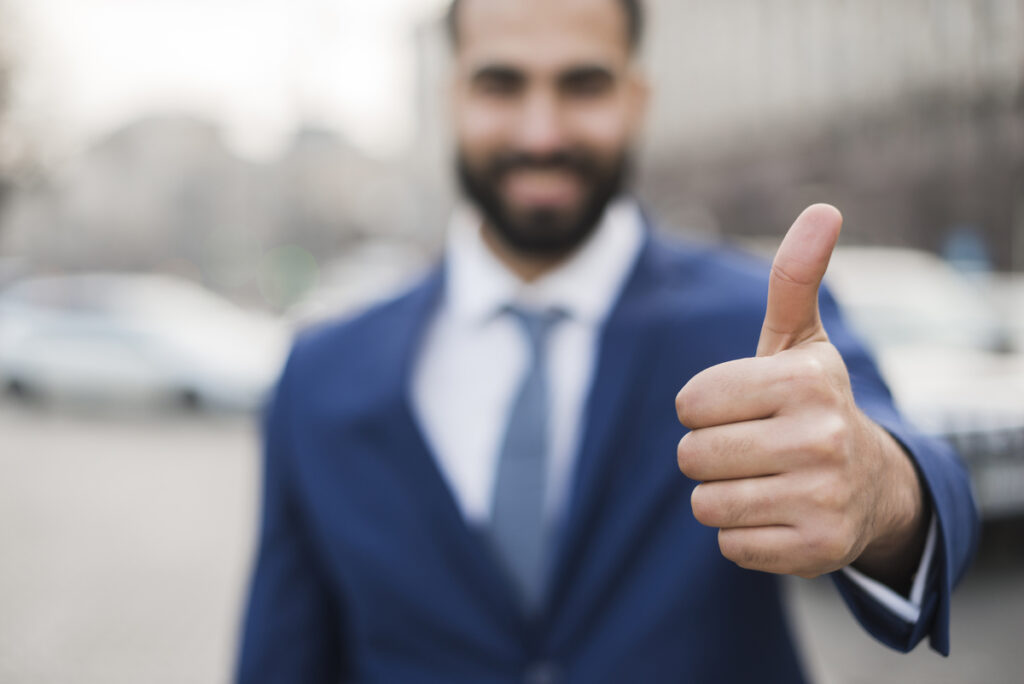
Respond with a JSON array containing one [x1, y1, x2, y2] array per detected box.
[[412, 197, 644, 527], [411, 197, 935, 623]]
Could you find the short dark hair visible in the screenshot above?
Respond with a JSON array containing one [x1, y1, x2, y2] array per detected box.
[[445, 0, 644, 54]]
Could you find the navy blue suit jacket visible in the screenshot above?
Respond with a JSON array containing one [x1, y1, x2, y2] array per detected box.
[[236, 230, 978, 683]]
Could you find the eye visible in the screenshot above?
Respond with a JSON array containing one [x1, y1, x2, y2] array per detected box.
[[560, 68, 614, 97], [472, 67, 525, 97]]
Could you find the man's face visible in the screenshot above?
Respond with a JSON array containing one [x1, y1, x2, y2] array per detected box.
[[451, 0, 648, 257]]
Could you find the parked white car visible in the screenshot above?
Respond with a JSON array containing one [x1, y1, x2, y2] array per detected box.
[[825, 247, 1024, 518], [988, 272, 1024, 354], [0, 273, 289, 411]]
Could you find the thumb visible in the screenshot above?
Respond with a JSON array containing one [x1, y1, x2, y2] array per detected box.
[[757, 203, 842, 357]]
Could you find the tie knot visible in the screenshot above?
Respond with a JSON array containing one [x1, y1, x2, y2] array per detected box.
[[505, 305, 566, 354]]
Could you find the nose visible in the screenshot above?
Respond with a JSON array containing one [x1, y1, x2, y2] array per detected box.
[[513, 91, 567, 157]]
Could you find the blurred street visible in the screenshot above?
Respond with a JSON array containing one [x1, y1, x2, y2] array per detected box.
[[0, 400, 1021, 684], [0, 402, 259, 684]]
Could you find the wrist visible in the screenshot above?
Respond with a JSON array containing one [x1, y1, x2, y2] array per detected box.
[[852, 422, 929, 592]]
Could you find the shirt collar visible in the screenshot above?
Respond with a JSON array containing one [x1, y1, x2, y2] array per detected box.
[[444, 196, 646, 327]]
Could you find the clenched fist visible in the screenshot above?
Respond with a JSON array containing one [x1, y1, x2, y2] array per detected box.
[[675, 204, 928, 589]]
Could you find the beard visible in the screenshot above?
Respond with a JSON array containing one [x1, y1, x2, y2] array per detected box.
[[456, 145, 632, 258]]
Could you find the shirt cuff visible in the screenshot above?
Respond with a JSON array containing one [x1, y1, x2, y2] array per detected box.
[[839, 514, 938, 623]]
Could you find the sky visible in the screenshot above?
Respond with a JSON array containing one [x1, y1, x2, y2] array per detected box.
[[7, 0, 450, 161]]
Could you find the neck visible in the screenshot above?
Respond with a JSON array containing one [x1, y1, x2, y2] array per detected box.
[[479, 223, 575, 283]]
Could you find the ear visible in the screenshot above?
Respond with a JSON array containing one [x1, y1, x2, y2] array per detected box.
[[446, 65, 465, 129], [447, 60, 462, 102]]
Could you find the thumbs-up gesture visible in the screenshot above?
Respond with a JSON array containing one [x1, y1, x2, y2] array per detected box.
[[675, 205, 928, 586]]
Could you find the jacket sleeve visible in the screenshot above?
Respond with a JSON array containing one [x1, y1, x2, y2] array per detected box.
[[235, 347, 348, 683], [819, 288, 981, 655]]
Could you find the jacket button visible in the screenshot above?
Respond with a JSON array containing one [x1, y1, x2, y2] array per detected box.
[[523, 660, 562, 684]]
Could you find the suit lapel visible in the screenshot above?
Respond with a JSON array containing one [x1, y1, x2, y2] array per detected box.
[[545, 234, 667, 615], [376, 264, 528, 633]]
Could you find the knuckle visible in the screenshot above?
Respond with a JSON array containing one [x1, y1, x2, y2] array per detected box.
[[734, 481, 763, 519], [753, 480, 775, 512], [809, 481, 845, 511], [798, 415, 853, 470], [677, 366, 728, 428], [805, 526, 852, 565], [815, 470, 853, 510], [800, 353, 828, 380], [675, 387, 693, 425], [677, 434, 697, 476], [818, 414, 851, 459], [792, 353, 827, 384], [690, 485, 718, 526], [782, 353, 836, 404], [777, 363, 812, 401], [717, 529, 742, 562]]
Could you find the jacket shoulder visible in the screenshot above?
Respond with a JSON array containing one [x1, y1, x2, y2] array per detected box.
[[642, 230, 774, 316], [280, 268, 441, 394]]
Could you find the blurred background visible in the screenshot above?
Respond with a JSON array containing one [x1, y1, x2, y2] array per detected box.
[[0, 1, 1022, 682]]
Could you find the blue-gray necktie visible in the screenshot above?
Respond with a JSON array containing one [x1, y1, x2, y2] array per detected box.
[[490, 306, 564, 612]]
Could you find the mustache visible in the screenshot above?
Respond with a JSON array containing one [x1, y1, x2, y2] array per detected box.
[[487, 150, 598, 178]]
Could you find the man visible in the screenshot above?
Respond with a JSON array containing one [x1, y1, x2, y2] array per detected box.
[[236, 1, 978, 681]]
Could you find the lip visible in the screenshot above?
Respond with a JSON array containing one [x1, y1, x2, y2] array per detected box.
[[502, 169, 582, 209]]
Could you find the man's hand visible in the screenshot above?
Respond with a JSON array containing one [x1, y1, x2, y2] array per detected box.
[[675, 204, 928, 589]]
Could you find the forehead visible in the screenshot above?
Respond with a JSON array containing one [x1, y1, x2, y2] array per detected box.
[[456, 0, 630, 70]]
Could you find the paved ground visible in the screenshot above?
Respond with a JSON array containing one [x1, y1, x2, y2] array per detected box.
[[0, 400, 1021, 683]]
